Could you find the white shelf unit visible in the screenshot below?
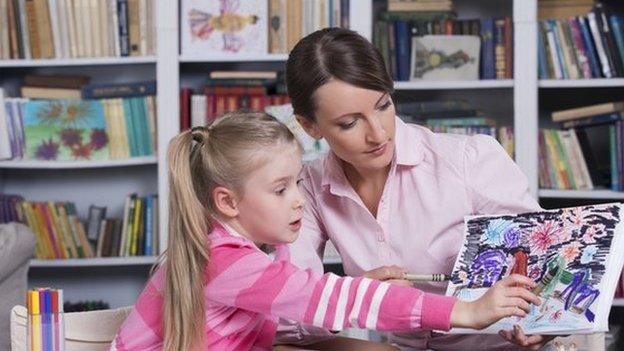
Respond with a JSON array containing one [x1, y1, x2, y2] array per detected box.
[[3, 0, 621, 309], [30, 256, 158, 268], [539, 189, 624, 200]]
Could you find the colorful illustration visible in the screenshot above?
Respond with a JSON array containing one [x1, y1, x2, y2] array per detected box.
[[410, 35, 480, 81], [446, 203, 624, 334], [182, 0, 268, 55], [23, 100, 109, 161]]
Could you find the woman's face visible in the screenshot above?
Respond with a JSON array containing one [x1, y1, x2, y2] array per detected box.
[[299, 79, 396, 172]]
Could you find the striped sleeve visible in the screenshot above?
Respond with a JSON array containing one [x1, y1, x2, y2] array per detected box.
[[208, 244, 456, 332]]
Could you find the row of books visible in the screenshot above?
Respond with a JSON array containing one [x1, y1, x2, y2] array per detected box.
[[373, 14, 513, 81], [0, 0, 155, 60], [268, 0, 350, 53], [540, 102, 624, 191], [0, 92, 157, 161], [538, 9, 624, 79], [0, 193, 158, 259], [180, 71, 290, 130], [181, 0, 349, 56], [87, 194, 159, 258]]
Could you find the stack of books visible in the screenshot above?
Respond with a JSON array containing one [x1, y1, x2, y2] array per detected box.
[[539, 101, 624, 190], [0, 79, 157, 161], [373, 4, 512, 81], [538, 0, 595, 20], [180, 71, 289, 130], [538, 2, 624, 79], [0, 0, 156, 60], [387, 0, 453, 12], [396, 100, 514, 157]]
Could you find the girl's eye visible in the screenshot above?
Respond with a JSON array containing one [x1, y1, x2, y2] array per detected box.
[[339, 120, 356, 130], [378, 100, 392, 111], [275, 187, 286, 195], [296, 178, 304, 186]]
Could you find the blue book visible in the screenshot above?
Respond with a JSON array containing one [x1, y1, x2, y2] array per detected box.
[[578, 16, 601, 78], [144, 195, 153, 256], [122, 98, 137, 157], [480, 19, 495, 79], [82, 81, 156, 99], [548, 20, 568, 79], [395, 21, 411, 81], [609, 15, 624, 71], [537, 29, 548, 79]]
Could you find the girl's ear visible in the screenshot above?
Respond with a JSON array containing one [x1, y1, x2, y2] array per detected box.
[[296, 115, 323, 140], [212, 186, 240, 218]]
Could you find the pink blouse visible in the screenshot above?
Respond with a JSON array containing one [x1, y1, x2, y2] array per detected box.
[[280, 117, 541, 350]]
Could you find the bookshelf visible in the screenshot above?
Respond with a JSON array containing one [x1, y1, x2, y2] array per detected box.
[[2, 0, 623, 310]]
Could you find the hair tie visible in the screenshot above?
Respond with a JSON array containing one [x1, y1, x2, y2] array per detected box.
[[191, 126, 208, 144]]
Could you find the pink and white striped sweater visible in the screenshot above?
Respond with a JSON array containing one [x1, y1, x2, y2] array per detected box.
[[110, 225, 456, 350]]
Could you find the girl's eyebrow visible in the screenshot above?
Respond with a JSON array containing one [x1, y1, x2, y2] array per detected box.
[[271, 175, 293, 185]]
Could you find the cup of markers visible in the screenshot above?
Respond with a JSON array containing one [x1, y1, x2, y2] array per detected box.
[[27, 288, 65, 351]]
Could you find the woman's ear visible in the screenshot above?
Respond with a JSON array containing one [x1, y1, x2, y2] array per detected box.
[[212, 186, 240, 218], [296, 115, 323, 140]]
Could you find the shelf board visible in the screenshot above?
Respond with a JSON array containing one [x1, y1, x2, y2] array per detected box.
[[613, 298, 624, 307], [539, 79, 624, 88], [30, 256, 158, 267], [0, 56, 157, 67], [394, 79, 513, 90], [0, 156, 158, 169], [180, 53, 289, 63], [538, 189, 624, 200]]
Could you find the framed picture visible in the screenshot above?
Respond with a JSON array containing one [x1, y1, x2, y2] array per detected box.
[[410, 35, 480, 81]]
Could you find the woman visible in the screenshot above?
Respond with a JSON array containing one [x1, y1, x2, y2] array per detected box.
[[276, 28, 552, 350]]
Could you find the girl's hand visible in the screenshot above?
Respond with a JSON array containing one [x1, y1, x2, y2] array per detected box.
[[450, 274, 541, 330], [498, 325, 557, 350]]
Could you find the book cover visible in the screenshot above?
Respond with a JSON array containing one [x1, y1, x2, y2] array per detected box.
[[410, 35, 480, 81], [181, 0, 268, 56], [446, 203, 624, 334], [23, 100, 110, 161]]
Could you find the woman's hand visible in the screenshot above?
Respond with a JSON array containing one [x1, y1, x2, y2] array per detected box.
[[450, 274, 541, 330], [362, 265, 412, 286], [498, 325, 557, 350]]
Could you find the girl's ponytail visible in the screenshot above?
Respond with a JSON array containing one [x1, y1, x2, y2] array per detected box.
[[164, 128, 211, 351]]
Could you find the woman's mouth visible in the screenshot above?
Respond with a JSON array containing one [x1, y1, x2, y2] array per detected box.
[[365, 142, 388, 157]]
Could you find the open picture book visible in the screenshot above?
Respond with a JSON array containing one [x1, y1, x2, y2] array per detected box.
[[446, 203, 624, 334]]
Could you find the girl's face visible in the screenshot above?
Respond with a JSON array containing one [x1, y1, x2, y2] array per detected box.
[[235, 142, 305, 245], [298, 79, 396, 172]]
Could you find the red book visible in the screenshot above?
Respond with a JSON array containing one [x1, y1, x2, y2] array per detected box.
[[504, 17, 513, 79], [180, 88, 192, 131]]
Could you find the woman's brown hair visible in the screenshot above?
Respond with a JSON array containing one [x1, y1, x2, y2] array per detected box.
[[285, 27, 394, 121]]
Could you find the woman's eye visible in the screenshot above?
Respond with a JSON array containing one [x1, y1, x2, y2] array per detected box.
[[378, 100, 392, 111], [339, 120, 356, 130]]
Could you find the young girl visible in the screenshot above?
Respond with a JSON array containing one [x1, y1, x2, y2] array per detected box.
[[110, 112, 541, 351]]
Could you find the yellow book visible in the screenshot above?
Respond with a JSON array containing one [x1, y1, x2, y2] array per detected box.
[[22, 202, 43, 259], [57, 204, 81, 258], [115, 99, 130, 158], [47, 202, 69, 259], [131, 197, 143, 256], [30, 203, 55, 259]]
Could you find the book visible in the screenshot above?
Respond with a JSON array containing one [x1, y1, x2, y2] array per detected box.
[[181, 0, 268, 56], [446, 203, 624, 334], [552, 101, 624, 122], [24, 74, 91, 89], [410, 35, 480, 80], [21, 86, 82, 99], [81, 81, 156, 99], [23, 99, 110, 161]]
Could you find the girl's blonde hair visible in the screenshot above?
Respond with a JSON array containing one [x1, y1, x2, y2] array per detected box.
[[163, 111, 298, 351]]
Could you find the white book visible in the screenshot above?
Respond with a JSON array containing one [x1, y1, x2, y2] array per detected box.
[[89, 0, 100, 57], [73, 0, 85, 57], [190, 95, 207, 128], [587, 12, 612, 78], [180, 0, 268, 56], [557, 129, 587, 190], [446, 203, 624, 335], [0, 89, 12, 159], [56, 0, 71, 58], [109, 0, 120, 57], [0, 0, 9, 60], [568, 129, 594, 190], [48, 0, 63, 58], [146, 96, 157, 152], [145, 0, 154, 55], [98, 0, 109, 57], [65, 0, 77, 57], [17, 0, 31, 59], [138, 0, 147, 55]]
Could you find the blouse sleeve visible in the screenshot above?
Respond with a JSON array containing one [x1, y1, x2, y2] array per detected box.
[[463, 134, 542, 215]]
